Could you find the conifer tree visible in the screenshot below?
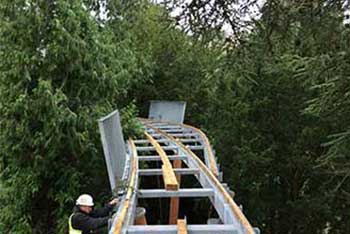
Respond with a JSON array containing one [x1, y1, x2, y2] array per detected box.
[[0, 0, 140, 232]]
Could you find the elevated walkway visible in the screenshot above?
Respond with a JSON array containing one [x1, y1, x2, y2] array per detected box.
[[98, 101, 259, 234]]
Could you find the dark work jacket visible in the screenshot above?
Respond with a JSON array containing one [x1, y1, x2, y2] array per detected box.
[[71, 204, 113, 234]]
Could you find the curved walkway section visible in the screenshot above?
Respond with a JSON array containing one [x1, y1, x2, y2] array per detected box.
[[108, 120, 257, 234]]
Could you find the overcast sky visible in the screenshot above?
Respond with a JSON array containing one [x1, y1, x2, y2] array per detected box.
[[154, 0, 266, 36]]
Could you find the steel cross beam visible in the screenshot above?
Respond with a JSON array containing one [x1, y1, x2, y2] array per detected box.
[[127, 225, 239, 234], [138, 168, 199, 176], [138, 188, 214, 198], [138, 155, 187, 161]]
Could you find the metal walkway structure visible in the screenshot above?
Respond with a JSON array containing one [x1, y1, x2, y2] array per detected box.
[[98, 101, 259, 234]]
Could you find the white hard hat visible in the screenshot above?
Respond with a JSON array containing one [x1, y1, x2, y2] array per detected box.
[[76, 194, 94, 206]]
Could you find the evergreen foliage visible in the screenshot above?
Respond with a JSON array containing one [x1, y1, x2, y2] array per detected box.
[[0, 0, 349, 233], [0, 0, 144, 233]]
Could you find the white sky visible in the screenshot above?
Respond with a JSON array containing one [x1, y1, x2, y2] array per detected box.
[[155, 0, 266, 36], [91, 0, 267, 35]]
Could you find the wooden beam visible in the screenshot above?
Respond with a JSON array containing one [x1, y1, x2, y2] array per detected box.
[[169, 160, 182, 224], [144, 132, 179, 191], [177, 219, 188, 234], [162, 165, 179, 190]]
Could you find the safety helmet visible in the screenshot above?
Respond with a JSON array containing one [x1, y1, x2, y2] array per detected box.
[[76, 194, 94, 206]]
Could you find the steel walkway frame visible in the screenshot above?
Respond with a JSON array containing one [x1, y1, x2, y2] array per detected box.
[[107, 119, 258, 234]]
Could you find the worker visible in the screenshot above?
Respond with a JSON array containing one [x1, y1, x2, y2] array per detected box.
[[69, 194, 119, 234]]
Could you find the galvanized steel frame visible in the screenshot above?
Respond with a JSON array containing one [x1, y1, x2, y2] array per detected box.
[[106, 119, 258, 234]]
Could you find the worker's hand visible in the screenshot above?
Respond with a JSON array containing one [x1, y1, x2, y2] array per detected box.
[[109, 198, 119, 206]]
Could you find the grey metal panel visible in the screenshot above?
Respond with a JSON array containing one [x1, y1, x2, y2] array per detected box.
[[98, 110, 127, 192], [127, 225, 238, 234], [148, 101, 186, 123]]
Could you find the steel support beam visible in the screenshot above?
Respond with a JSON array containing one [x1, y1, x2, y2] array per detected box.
[[136, 146, 178, 152], [156, 126, 183, 130], [127, 225, 238, 234], [134, 139, 170, 144], [135, 139, 202, 144], [138, 155, 187, 161], [162, 129, 187, 133], [138, 188, 214, 198], [187, 145, 204, 150], [150, 133, 198, 138], [138, 168, 199, 176], [178, 138, 202, 143]]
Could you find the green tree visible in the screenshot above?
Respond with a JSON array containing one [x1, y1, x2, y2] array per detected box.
[[204, 1, 350, 233], [123, 3, 224, 125], [160, 0, 350, 233], [0, 0, 142, 233]]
